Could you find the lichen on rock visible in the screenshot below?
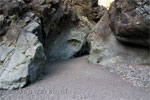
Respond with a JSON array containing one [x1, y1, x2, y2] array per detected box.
[[0, 10, 45, 89]]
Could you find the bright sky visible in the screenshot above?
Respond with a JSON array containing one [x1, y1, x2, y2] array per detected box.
[[98, 0, 114, 9]]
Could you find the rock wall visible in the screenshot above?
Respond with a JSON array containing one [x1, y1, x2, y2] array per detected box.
[[88, 0, 150, 87], [0, 0, 105, 89], [88, 0, 150, 65], [43, 0, 104, 61], [109, 0, 150, 46], [0, 10, 45, 89], [0, 0, 47, 89], [88, 12, 149, 65], [0, 0, 149, 89]]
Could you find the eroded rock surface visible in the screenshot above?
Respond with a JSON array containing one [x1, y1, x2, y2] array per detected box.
[[0, 0, 105, 89], [0, 0, 149, 89], [0, 8, 45, 89], [88, 12, 149, 65], [43, 0, 104, 61], [88, 0, 150, 87], [109, 0, 150, 46]]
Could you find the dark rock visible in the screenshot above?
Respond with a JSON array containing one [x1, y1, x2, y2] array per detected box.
[[23, 0, 32, 3], [88, 12, 150, 65], [0, 0, 22, 16], [0, 15, 10, 37], [109, 0, 150, 46], [0, 11, 45, 90], [42, 0, 102, 61], [0, 0, 104, 89]]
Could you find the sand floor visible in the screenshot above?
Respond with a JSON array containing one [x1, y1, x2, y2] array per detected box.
[[0, 56, 150, 100]]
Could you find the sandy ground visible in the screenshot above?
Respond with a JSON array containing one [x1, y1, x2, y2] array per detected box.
[[0, 56, 150, 100]]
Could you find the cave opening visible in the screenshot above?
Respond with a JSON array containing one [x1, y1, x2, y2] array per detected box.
[[42, 0, 115, 62]]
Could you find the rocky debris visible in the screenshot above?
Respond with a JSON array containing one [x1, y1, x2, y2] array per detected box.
[[109, 0, 150, 46], [0, 12, 45, 90], [102, 64, 150, 88], [88, 11, 150, 65]]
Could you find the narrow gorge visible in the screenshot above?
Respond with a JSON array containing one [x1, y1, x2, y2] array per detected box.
[[0, 0, 149, 94]]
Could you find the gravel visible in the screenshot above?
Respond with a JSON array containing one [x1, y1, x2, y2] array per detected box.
[[101, 63, 150, 88]]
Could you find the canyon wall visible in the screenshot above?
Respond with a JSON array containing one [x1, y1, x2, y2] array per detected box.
[[0, 0, 149, 89]]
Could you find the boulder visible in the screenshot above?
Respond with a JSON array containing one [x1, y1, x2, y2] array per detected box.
[[88, 12, 150, 65], [109, 0, 150, 46], [0, 12, 45, 90]]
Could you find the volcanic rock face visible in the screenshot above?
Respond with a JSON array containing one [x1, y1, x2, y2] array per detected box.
[[0, 0, 149, 89], [88, 0, 150, 87], [88, 0, 150, 65], [0, 12, 45, 89], [88, 12, 149, 65], [43, 0, 104, 61], [109, 0, 150, 46], [0, 0, 46, 89], [0, 0, 104, 89]]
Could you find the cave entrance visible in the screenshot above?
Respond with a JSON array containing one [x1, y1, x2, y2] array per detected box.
[[43, 0, 100, 62], [43, 0, 114, 62]]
